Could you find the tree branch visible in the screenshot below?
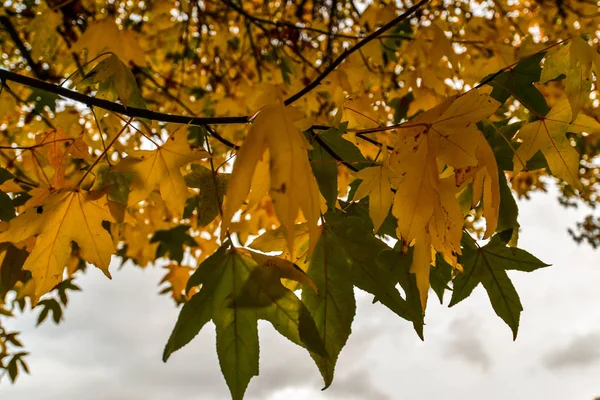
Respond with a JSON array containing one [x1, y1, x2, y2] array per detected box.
[[310, 130, 359, 172], [0, 16, 48, 80], [0, 68, 251, 126], [284, 0, 429, 106], [325, 0, 338, 64], [140, 69, 241, 149]]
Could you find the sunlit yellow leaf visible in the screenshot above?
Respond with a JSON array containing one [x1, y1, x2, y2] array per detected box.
[[73, 18, 146, 65], [0, 190, 115, 299], [513, 99, 582, 190], [118, 131, 209, 217], [223, 102, 321, 256], [354, 164, 394, 233]]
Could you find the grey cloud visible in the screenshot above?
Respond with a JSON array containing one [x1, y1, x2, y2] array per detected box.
[[443, 316, 491, 371], [1, 268, 391, 400], [324, 370, 390, 400], [543, 332, 600, 370]]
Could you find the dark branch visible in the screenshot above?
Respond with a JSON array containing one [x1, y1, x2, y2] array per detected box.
[[0, 68, 251, 126], [0, 16, 48, 80], [284, 0, 430, 106], [311, 130, 359, 172], [325, 0, 338, 64], [140, 69, 241, 149]]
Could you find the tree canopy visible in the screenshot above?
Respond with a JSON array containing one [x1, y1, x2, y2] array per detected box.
[[1, 0, 600, 397]]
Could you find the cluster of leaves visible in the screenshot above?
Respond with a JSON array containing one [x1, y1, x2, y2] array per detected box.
[[1, 0, 600, 396]]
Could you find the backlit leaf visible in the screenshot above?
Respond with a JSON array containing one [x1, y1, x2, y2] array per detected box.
[[450, 235, 548, 339], [0, 190, 115, 299]]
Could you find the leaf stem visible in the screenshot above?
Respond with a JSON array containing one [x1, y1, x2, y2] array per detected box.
[[76, 117, 133, 188]]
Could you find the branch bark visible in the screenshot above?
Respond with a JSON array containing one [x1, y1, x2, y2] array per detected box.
[[283, 0, 429, 106], [0, 16, 48, 80], [0, 68, 250, 126]]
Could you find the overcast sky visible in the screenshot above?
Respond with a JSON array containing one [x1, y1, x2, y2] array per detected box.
[[1, 184, 600, 400]]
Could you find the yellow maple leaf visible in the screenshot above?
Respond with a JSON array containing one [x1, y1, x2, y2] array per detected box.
[[342, 97, 380, 129], [246, 150, 270, 210], [540, 38, 600, 120], [118, 131, 209, 218], [391, 135, 438, 244], [73, 18, 146, 66], [353, 161, 394, 233], [429, 24, 457, 67], [249, 223, 311, 279], [428, 176, 464, 266], [161, 264, 194, 301], [0, 190, 116, 299], [391, 89, 500, 243], [568, 110, 600, 135], [82, 54, 146, 109], [27, 9, 62, 60], [223, 102, 321, 256], [389, 90, 501, 310], [513, 99, 582, 190]]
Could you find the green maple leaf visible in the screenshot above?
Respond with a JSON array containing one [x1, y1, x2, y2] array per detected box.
[[304, 211, 422, 388], [429, 254, 453, 304], [183, 164, 229, 225], [151, 225, 197, 263], [450, 234, 548, 339], [0, 243, 29, 300], [163, 246, 326, 400], [376, 246, 424, 330], [487, 53, 549, 116], [26, 88, 59, 113], [314, 124, 370, 171], [309, 138, 338, 209]]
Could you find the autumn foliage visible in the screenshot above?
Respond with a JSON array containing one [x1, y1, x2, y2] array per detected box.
[[1, 0, 600, 397]]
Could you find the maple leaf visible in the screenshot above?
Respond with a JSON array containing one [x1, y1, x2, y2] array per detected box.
[[540, 37, 600, 120], [486, 53, 549, 116], [302, 223, 356, 388], [163, 247, 325, 399], [0, 243, 29, 301], [160, 264, 194, 302], [0, 168, 15, 222], [117, 131, 209, 217], [222, 101, 322, 256], [450, 235, 548, 339], [151, 225, 197, 263], [249, 223, 311, 292], [242, 250, 317, 293], [389, 89, 501, 309], [512, 99, 582, 190], [73, 18, 146, 66], [0, 190, 115, 299], [352, 162, 394, 232], [27, 9, 62, 60], [304, 212, 422, 387], [183, 164, 229, 226], [80, 54, 146, 109]]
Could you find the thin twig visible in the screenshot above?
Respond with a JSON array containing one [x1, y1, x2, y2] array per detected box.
[[283, 0, 430, 106], [325, 0, 338, 64], [0, 16, 48, 80], [76, 118, 133, 187]]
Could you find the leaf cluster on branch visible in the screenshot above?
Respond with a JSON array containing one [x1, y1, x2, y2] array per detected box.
[[1, 0, 600, 396]]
